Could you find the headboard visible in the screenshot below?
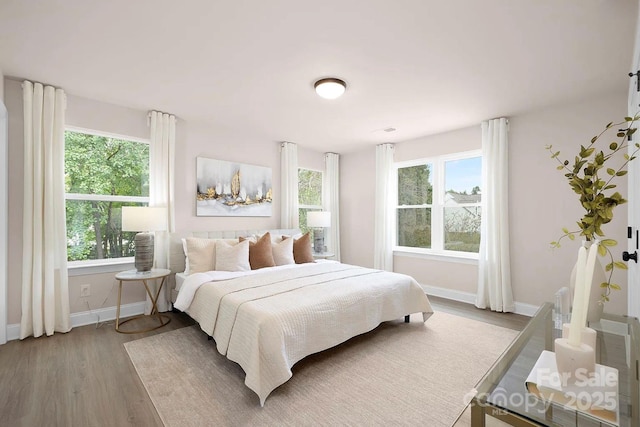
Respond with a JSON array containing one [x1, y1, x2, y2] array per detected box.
[[168, 228, 301, 275]]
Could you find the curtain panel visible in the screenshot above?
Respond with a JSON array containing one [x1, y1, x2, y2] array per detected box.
[[280, 142, 299, 229], [323, 152, 340, 260], [374, 143, 395, 271], [476, 118, 514, 312], [149, 111, 176, 313], [20, 81, 71, 339]]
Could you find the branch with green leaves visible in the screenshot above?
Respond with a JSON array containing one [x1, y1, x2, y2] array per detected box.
[[547, 115, 640, 302]]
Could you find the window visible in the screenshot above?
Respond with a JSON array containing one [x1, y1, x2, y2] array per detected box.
[[298, 168, 323, 234], [65, 129, 149, 263], [395, 151, 481, 256]]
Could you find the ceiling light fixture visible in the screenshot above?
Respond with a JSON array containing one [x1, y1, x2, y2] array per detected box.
[[314, 78, 346, 99]]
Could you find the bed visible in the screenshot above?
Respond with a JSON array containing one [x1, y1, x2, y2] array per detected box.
[[168, 229, 433, 405]]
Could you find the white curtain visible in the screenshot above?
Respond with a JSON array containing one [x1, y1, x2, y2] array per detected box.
[[280, 142, 299, 229], [374, 143, 395, 271], [149, 111, 176, 313], [323, 152, 340, 260], [476, 118, 514, 312], [20, 81, 71, 338]]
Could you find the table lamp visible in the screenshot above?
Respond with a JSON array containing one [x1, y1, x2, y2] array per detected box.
[[307, 211, 331, 253], [122, 206, 167, 272]]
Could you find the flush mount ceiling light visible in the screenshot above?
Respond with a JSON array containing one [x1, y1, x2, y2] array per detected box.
[[314, 78, 347, 99]]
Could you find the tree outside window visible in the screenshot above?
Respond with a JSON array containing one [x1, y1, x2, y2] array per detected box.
[[397, 164, 433, 248], [65, 130, 149, 262], [298, 168, 322, 234], [396, 152, 481, 255]]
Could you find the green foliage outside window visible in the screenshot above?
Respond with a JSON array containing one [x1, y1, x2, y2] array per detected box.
[[65, 131, 149, 261], [397, 208, 432, 248], [397, 164, 433, 248], [397, 156, 481, 253], [298, 169, 322, 206], [398, 164, 432, 205], [298, 169, 322, 235]]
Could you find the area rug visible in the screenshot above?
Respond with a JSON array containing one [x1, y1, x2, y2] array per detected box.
[[124, 312, 518, 426]]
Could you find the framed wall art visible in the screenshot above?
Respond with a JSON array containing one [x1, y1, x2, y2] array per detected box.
[[196, 157, 273, 217]]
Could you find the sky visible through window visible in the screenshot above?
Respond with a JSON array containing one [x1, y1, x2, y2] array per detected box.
[[445, 157, 482, 193]]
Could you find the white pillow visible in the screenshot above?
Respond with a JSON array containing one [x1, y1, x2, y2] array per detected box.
[[182, 238, 190, 274], [272, 236, 295, 265], [215, 239, 250, 271], [183, 237, 239, 275], [185, 237, 217, 274]]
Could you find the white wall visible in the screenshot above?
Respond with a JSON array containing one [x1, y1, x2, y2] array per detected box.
[[341, 91, 630, 315], [5, 76, 325, 325], [0, 95, 7, 344], [340, 147, 376, 268], [509, 92, 628, 315], [174, 120, 281, 232], [5, 71, 630, 325], [298, 145, 324, 171]]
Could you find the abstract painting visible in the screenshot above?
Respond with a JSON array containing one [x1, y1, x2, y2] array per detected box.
[[196, 157, 273, 217]]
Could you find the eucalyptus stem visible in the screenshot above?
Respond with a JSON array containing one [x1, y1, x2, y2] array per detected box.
[[547, 115, 640, 304]]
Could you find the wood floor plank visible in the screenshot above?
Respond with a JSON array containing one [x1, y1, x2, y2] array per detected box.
[[0, 312, 196, 426], [0, 298, 528, 426]]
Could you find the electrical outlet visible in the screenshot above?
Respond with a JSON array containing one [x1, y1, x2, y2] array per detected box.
[[80, 284, 91, 297]]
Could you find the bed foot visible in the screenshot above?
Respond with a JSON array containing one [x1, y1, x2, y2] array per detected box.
[[404, 315, 410, 323]]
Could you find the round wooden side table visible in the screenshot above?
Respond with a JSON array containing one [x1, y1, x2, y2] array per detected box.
[[114, 268, 171, 334]]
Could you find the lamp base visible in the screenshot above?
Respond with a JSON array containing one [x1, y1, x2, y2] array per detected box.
[[134, 232, 154, 272], [313, 228, 324, 253]]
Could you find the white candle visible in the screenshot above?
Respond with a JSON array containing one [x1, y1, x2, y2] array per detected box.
[[568, 245, 587, 346], [581, 241, 599, 327]]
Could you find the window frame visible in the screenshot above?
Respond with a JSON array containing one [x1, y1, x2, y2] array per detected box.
[[394, 149, 482, 260], [297, 167, 323, 234], [64, 126, 150, 271]]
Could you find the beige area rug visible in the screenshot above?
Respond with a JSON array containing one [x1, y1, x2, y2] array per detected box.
[[124, 312, 518, 427]]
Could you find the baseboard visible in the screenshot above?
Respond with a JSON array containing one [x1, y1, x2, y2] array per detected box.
[[5, 285, 540, 341], [422, 284, 539, 317], [6, 301, 146, 342]]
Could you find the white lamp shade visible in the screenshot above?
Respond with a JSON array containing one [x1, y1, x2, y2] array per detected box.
[[122, 206, 167, 232], [307, 211, 331, 228]]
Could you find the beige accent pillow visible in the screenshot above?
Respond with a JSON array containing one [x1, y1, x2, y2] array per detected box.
[[215, 239, 250, 271], [272, 236, 295, 265], [184, 237, 216, 274], [184, 237, 240, 274], [283, 232, 315, 264], [239, 232, 276, 270]]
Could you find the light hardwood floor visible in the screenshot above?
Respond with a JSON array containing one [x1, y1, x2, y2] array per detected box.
[[0, 296, 529, 426]]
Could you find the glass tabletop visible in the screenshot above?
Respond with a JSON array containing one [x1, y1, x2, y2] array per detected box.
[[471, 302, 640, 427]]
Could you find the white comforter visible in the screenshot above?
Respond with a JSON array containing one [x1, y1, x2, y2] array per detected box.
[[177, 262, 433, 406]]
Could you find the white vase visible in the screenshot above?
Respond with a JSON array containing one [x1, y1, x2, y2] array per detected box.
[[569, 242, 606, 323]]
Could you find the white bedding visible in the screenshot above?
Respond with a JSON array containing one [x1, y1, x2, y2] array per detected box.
[[175, 272, 187, 291], [177, 262, 433, 406]]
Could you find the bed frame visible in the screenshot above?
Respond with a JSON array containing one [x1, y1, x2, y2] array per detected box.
[[167, 228, 301, 302], [167, 228, 410, 323]]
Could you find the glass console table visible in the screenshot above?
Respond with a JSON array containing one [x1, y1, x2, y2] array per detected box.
[[470, 302, 640, 426]]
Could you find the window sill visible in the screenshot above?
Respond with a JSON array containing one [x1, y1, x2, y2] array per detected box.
[[393, 248, 479, 265], [68, 258, 135, 277]]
